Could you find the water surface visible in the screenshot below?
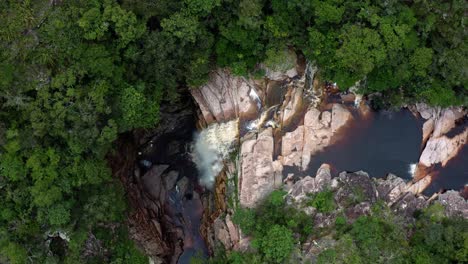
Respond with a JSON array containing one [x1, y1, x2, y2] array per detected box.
[[306, 109, 423, 180]]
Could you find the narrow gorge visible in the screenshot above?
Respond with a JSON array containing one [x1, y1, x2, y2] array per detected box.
[[117, 54, 467, 263]]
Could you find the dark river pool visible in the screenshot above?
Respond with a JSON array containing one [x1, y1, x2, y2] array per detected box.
[[304, 108, 467, 194]]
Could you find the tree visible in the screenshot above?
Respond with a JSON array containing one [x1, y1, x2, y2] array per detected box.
[[257, 225, 294, 263]]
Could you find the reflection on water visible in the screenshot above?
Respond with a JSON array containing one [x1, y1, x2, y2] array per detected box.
[[304, 107, 467, 194], [424, 145, 468, 195], [306, 109, 424, 180]]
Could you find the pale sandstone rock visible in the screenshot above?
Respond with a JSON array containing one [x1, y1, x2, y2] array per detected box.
[[416, 103, 438, 120], [315, 163, 332, 188], [281, 125, 304, 157], [405, 175, 432, 195], [419, 129, 467, 167], [191, 70, 261, 124], [422, 119, 434, 145], [331, 104, 353, 133], [281, 84, 304, 128], [433, 108, 465, 137], [239, 128, 279, 208], [320, 111, 332, 127], [304, 108, 323, 129]]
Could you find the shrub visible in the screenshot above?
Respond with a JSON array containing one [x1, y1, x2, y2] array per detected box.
[[307, 189, 336, 213], [257, 225, 294, 263]]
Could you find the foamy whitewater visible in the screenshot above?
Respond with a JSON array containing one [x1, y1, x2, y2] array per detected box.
[[192, 120, 239, 188], [409, 163, 417, 177]]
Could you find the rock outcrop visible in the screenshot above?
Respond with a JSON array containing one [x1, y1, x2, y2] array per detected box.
[[287, 164, 468, 222], [239, 127, 283, 207], [280, 104, 353, 169], [191, 70, 262, 125], [288, 164, 332, 203], [416, 104, 467, 167]]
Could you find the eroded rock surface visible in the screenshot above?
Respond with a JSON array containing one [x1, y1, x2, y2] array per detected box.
[[280, 104, 353, 169], [191, 70, 262, 125], [239, 127, 283, 207], [416, 104, 467, 167]]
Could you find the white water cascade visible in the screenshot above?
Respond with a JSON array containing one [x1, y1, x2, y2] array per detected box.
[[191, 120, 239, 188], [409, 163, 417, 177]]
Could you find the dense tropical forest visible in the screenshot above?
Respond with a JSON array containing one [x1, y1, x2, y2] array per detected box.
[[0, 0, 466, 263]]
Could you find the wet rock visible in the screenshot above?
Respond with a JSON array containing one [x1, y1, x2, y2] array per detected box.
[[191, 70, 261, 125], [176, 177, 190, 198], [281, 84, 304, 128], [163, 170, 179, 191], [142, 165, 170, 202], [438, 191, 468, 218], [239, 127, 279, 207]]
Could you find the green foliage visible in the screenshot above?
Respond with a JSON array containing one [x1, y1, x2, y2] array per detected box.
[[258, 225, 294, 263], [307, 189, 336, 213], [232, 190, 312, 263], [264, 46, 296, 72], [1, 0, 467, 262]]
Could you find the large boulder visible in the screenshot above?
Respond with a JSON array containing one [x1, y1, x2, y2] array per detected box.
[[191, 70, 262, 125]]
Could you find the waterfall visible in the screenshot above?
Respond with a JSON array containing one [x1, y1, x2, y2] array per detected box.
[[249, 88, 262, 110], [192, 120, 239, 188]]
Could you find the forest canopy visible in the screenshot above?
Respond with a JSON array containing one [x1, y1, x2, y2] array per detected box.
[[0, 0, 466, 263]]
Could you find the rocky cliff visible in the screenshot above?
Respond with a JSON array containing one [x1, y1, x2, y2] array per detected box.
[[190, 58, 467, 261]]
